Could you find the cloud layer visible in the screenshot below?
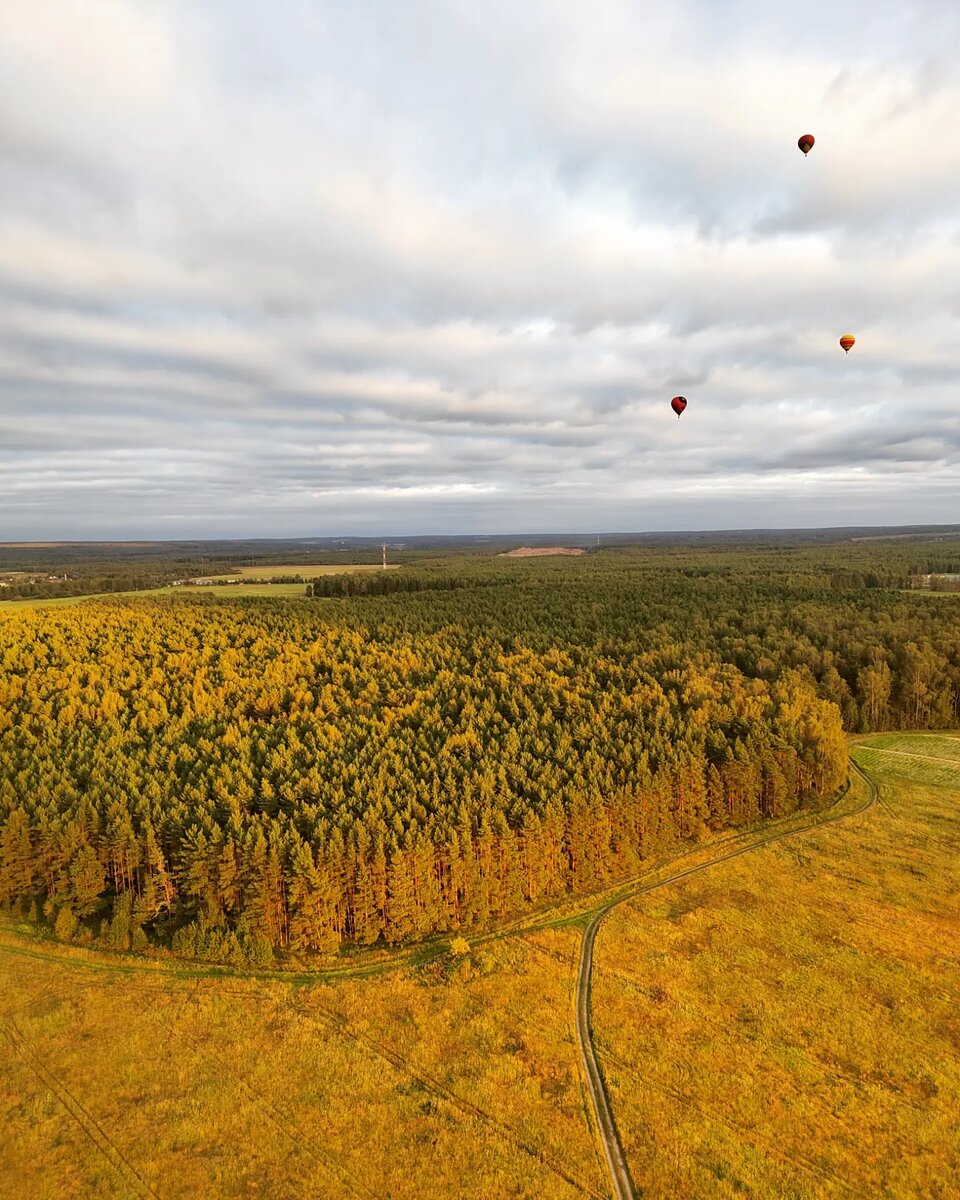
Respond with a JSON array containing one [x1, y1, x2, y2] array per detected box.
[[2, 0, 960, 537]]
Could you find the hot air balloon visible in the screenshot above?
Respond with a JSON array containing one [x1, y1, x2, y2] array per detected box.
[[798, 133, 815, 156], [671, 396, 687, 418], [839, 333, 856, 354]]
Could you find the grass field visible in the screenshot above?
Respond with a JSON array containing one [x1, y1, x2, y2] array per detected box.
[[211, 564, 399, 580], [0, 584, 310, 612], [1, 735, 956, 1198], [0, 593, 129, 612], [592, 735, 960, 1199], [0, 564, 397, 611], [0, 926, 606, 1199], [162, 583, 309, 597]]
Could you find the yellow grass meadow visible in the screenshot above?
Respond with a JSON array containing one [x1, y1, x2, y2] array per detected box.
[[0, 926, 606, 1200], [1, 734, 956, 1199], [592, 735, 960, 1199]]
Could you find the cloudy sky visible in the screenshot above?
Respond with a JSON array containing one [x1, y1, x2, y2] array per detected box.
[[2, 0, 960, 538]]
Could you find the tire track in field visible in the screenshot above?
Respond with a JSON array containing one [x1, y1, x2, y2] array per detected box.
[[1, 978, 67, 1021], [1, 1016, 161, 1199], [506, 932, 612, 1194], [857, 746, 960, 769], [576, 763, 877, 1200], [592, 959, 933, 1118], [9, 975, 375, 1199], [293, 995, 606, 1200], [855, 759, 958, 852], [598, 1046, 860, 1198], [1, 972, 358, 1198], [173, 982, 376, 1200], [156, 976, 599, 1195]]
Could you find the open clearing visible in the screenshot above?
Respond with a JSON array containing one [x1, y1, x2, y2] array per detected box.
[[0, 565, 398, 611], [0, 593, 156, 612], [212, 564, 399, 580], [161, 583, 308, 597], [0, 926, 606, 1199], [592, 737, 960, 1199], [0, 735, 956, 1198], [0, 584, 310, 612]]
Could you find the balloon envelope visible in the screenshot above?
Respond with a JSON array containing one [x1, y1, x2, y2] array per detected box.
[[839, 334, 856, 353], [798, 133, 815, 155], [671, 396, 687, 418]]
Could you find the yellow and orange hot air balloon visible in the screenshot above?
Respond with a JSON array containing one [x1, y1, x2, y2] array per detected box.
[[839, 333, 856, 354]]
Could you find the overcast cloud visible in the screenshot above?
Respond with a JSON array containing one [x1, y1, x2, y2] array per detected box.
[[1, 0, 959, 538]]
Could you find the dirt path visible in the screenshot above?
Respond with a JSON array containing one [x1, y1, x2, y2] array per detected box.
[[574, 760, 879, 1200]]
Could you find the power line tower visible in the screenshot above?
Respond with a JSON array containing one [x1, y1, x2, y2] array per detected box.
[[382, 542, 387, 571]]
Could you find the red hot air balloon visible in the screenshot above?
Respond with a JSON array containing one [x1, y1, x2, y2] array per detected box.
[[671, 396, 687, 418], [839, 333, 856, 353], [798, 133, 815, 156]]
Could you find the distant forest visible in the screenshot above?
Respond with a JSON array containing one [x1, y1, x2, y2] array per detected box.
[[2, 534, 959, 965]]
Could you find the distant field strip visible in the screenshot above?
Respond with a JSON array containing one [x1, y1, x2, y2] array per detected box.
[[163, 583, 307, 597], [861, 747, 960, 768], [0, 565, 390, 611], [216, 564, 398, 579], [0, 582, 309, 610]]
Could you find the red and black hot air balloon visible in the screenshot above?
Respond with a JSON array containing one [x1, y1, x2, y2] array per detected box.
[[839, 333, 856, 354], [798, 133, 815, 156], [671, 396, 687, 418]]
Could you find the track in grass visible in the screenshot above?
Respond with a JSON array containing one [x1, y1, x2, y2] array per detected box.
[[2, 1017, 161, 1199], [294, 993, 604, 1200], [575, 764, 876, 1200], [590, 742, 960, 1197]]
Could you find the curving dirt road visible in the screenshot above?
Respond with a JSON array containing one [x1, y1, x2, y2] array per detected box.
[[575, 909, 637, 1198], [575, 759, 879, 1200]]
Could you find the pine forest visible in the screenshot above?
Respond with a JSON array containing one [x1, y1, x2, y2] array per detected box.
[[2, 537, 959, 965]]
